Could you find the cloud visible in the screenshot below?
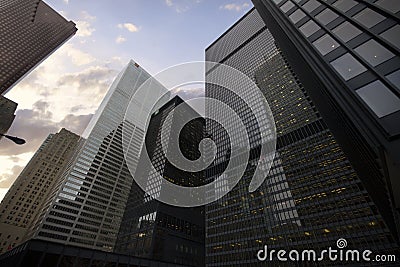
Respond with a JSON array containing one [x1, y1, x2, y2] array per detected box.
[[0, 165, 24, 188], [117, 23, 140, 33], [57, 66, 117, 94], [0, 101, 59, 156], [220, 2, 250, 11], [74, 11, 96, 37], [80, 10, 96, 21], [63, 44, 95, 66], [58, 114, 93, 136], [63, 0, 69, 4], [165, 0, 202, 13], [171, 86, 204, 99], [116, 35, 127, 44], [76, 20, 95, 37]]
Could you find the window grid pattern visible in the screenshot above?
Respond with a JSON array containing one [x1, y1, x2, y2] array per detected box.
[[273, 0, 400, 119]]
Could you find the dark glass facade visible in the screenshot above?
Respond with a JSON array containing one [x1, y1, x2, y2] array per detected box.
[[205, 8, 399, 266], [0, 0, 77, 94], [115, 96, 205, 267], [0, 239, 193, 267], [253, 0, 400, 244]]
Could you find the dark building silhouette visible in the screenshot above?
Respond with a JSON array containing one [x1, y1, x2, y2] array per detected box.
[[0, 239, 194, 267], [115, 96, 205, 267], [0, 0, 77, 94], [0, 96, 17, 137], [253, 0, 400, 244], [205, 7, 399, 266]]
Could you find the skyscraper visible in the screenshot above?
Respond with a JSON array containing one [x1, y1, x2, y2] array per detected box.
[[0, 96, 17, 138], [25, 61, 170, 252], [205, 8, 399, 266], [0, 0, 77, 94], [0, 128, 80, 254], [115, 96, 205, 267], [252, 0, 400, 243]]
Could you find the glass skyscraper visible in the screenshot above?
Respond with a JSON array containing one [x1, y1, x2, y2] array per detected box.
[[253, 0, 400, 248], [0, 0, 77, 94], [205, 8, 399, 266], [116, 96, 205, 266], [26, 61, 170, 252]]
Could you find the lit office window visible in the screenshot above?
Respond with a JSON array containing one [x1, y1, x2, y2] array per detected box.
[[313, 34, 340, 55], [380, 25, 400, 49], [353, 8, 385, 28], [330, 53, 367, 80], [299, 20, 320, 37], [332, 21, 362, 42], [355, 39, 395, 67], [289, 9, 306, 24], [375, 0, 400, 14], [333, 0, 358, 12], [356, 81, 400, 118], [315, 9, 339, 25]]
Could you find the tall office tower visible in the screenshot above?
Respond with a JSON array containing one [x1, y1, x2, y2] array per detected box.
[[0, 96, 17, 137], [115, 96, 205, 267], [205, 8, 399, 266], [0, 0, 77, 94], [0, 128, 80, 254], [26, 61, 170, 252], [252, 0, 400, 239]]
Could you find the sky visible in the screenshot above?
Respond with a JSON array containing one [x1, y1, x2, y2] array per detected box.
[[0, 0, 253, 201]]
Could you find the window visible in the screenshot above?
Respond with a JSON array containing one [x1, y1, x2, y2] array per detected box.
[[355, 40, 395, 67], [302, 0, 321, 13], [299, 20, 320, 37], [375, 0, 400, 13], [330, 53, 367, 80], [273, 0, 284, 4], [356, 81, 400, 118], [313, 34, 340, 55], [386, 70, 400, 90], [315, 9, 339, 25], [281, 1, 295, 12], [333, 0, 357, 12], [332, 21, 362, 42], [380, 25, 400, 49], [353, 8, 385, 28], [289, 9, 306, 24]]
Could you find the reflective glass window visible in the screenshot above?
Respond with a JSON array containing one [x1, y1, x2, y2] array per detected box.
[[330, 53, 367, 80], [333, 0, 357, 12], [299, 20, 320, 37], [289, 9, 306, 24], [281, 1, 295, 13], [354, 40, 395, 67], [356, 81, 400, 117], [380, 25, 400, 49], [313, 34, 340, 55], [302, 0, 321, 12], [386, 70, 400, 90], [375, 0, 400, 13], [332, 21, 362, 42], [315, 9, 339, 25], [353, 8, 385, 28]]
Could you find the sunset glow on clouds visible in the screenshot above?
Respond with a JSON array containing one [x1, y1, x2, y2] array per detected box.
[[0, 0, 251, 201]]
